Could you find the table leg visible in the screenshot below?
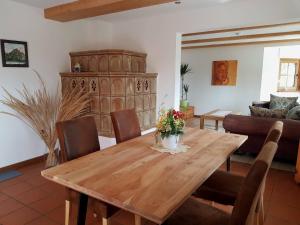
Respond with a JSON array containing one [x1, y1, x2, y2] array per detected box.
[[102, 218, 111, 225], [77, 194, 88, 225], [135, 216, 158, 225], [295, 141, 300, 183], [215, 120, 219, 131], [65, 200, 70, 225], [200, 116, 205, 129], [135, 215, 148, 225], [93, 200, 119, 225], [226, 156, 231, 172]]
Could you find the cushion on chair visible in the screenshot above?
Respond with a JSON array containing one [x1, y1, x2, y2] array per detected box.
[[193, 170, 243, 205], [164, 197, 230, 225]]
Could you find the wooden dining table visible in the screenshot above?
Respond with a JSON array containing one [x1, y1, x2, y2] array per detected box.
[[41, 127, 247, 225]]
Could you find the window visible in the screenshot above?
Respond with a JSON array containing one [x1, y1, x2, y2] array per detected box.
[[278, 58, 300, 92]]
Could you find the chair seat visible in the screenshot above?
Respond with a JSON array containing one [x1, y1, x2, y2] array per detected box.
[[163, 197, 230, 225], [193, 170, 244, 205]]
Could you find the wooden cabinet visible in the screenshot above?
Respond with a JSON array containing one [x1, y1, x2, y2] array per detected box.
[[62, 49, 157, 137]]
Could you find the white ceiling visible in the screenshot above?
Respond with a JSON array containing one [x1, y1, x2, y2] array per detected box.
[[10, 0, 74, 8], [10, 0, 241, 22], [99, 0, 240, 22], [11, 0, 235, 9]]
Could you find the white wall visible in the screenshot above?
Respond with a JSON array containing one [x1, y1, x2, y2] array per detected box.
[[0, 0, 112, 168], [183, 43, 300, 116], [261, 44, 300, 100], [2, 0, 300, 167], [108, 0, 300, 113], [182, 46, 264, 115]]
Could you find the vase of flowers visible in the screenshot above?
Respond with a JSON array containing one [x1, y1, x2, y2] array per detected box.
[[157, 109, 185, 150]]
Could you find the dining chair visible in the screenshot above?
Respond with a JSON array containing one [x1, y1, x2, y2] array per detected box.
[[164, 141, 278, 225], [56, 116, 100, 163], [111, 109, 141, 144], [57, 116, 117, 225], [193, 121, 283, 225]]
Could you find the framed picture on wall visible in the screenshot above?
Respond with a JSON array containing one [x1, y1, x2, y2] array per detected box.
[[212, 60, 238, 86], [1, 39, 29, 67]]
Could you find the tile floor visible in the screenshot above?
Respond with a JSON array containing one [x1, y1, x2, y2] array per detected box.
[[0, 159, 299, 225]]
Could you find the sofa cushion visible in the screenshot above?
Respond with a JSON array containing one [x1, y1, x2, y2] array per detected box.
[[249, 106, 287, 119], [287, 106, 300, 120], [269, 94, 298, 110]]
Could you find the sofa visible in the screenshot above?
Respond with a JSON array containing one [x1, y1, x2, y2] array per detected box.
[[223, 108, 300, 163]]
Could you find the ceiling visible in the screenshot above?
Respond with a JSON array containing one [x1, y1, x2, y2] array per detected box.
[[181, 21, 300, 49], [11, 0, 234, 9], [11, 0, 240, 22], [99, 0, 239, 22], [11, 0, 74, 8]]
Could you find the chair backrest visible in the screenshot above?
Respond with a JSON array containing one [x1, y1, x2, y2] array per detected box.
[[110, 109, 141, 144], [229, 142, 278, 225], [263, 121, 283, 144], [56, 116, 100, 162]]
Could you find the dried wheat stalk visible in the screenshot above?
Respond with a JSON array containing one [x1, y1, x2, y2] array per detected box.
[[0, 70, 90, 168]]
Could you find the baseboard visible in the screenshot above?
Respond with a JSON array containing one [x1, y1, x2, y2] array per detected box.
[[0, 154, 47, 173]]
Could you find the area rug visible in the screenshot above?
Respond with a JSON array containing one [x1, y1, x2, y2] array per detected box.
[[0, 170, 22, 182]]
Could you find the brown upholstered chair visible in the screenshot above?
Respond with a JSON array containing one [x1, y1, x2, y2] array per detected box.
[[111, 109, 141, 144], [193, 121, 283, 225], [56, 116, 100, 163], [57, 117, 117, 225], [56, 116, 100, 225], [164, 142, 278, 225]]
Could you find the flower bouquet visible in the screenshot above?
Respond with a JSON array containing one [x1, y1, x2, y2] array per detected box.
[[156, 109, 185, 150]]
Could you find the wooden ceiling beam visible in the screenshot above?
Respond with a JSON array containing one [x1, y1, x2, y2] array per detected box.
[[44, 0, 175, 22], [182, 21, 300, 37], [182, 30, 300, 45], [182, 38, 300, 49]]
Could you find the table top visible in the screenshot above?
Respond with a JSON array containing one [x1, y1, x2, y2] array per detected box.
[[41, 128, 247, 224], [201, 109, 240, 120]]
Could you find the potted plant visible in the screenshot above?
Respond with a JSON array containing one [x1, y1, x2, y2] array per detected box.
[[156, 109, 185, 150], [180, 64, 192, 110], [183, 84, 189, 102], [0, 70, 90, 168]]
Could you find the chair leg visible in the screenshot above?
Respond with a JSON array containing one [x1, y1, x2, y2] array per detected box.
[[102, 217, 111, 225], [226, 156, 231, 172], [65, 200, 70, 225], [258, 198, 265, 225], [254, 196, 264, 225], [77, 194, 88, 225]]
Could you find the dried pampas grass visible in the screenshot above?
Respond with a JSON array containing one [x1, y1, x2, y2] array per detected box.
[[0, 70, 90, 168]]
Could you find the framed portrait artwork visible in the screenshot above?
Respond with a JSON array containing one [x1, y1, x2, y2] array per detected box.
[[212, 60, 238, 86], [1, 39, 29, 67]]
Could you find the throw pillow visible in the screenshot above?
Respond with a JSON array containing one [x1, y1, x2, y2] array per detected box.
[[249, 106, 287, 119], [269, 94, 298, 110], [286, 106, 300, 120]]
